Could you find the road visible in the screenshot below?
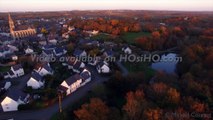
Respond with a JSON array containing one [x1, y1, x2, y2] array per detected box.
[[115, 61, 129, 76], [0, 66, 109, 120]]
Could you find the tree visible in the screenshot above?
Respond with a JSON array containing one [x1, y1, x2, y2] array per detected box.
[[172, 26, 185, 37], [110, 19, 119, 26], [151, 31, 161, 40], [41, 27, 49, 44], [131, 23, 141, 32], [123, 90, 147, 120], [204, 52, 213, 69], [166, 88, 180, 106], [74, 98, 110, 120], [144, 108, 162, 120]]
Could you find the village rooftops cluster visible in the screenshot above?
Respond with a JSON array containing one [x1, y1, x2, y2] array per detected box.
[[0, 14, 134, 113]]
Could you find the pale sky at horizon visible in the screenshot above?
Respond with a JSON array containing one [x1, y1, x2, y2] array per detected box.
[[0, 0, 212, 12]]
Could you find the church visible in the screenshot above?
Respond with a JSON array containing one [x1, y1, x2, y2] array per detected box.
[[8, 14, 36, 39]]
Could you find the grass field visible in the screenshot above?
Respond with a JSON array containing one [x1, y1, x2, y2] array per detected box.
[[121, 32, 151, 44], [0, 66, 10, 72], [123, 62, 155, 80]]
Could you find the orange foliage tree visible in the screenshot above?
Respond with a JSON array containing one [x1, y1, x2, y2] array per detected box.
[[74, 98, 110, 120]]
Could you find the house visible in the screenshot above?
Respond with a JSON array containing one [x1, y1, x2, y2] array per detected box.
[[103, 49, 114, 57], [62, 33, 69, 39], [24, 46, 34, 54], [48, 35, 58, 45], [88, 56, 101, 66], [0, 46, 12, 57], [41, 49, 54, 58], [3, 71, 16, 79], [42, 44, 56, 51], [11, 64, 25, 77], [27, 72, 44, 89], [96, 61, 110, 74], [73, 49, 87, 58], [1, 90, 29, 112], [72, 60, 85, 73], [58, 74, 82, 95], [34, 63, 53, 76], [122, 46, 132, 54], [0, 81, 11, 94], [5, 53, 18, 61], [85, 30, 99, 36], [0, 81, 11, 90], [68, 26, 75, 31], [7, 45, 19, 52], [80, 69, 91, 86], [53, 47, 67, 57], [67, 57, 77, 69]]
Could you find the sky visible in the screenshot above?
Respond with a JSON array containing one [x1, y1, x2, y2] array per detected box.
[[0, 0, 212, 12]]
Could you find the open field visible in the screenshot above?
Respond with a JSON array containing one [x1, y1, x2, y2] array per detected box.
[[121, 32, 151, 44]]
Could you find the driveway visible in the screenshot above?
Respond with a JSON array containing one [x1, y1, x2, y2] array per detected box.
[[0, 66, 109, 120]]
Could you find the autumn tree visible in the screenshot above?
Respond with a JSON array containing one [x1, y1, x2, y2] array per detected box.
[[74, 98, 110, 120], [144, 108, 162, 120], [123, 89, 147, 120], [166, 88, 180, 107], [110, 19, 119, 26], [131, 23, 141, 32], [172, 26, 185, 37], [41, 27, 49, 44]]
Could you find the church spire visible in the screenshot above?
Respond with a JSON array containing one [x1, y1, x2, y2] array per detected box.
[[8, 13, 15, 32]]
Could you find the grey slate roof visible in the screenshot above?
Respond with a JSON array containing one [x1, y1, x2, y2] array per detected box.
[[43, 63, 53, 73], [73, 49, 84, 57], [58, 85, 69, 93], [65, 74, 81, 86], [7, 89, 28, 101], [73, 61, 82, 70], [31, 72, 43, 82], [11, 64, 23, 71], [80, 70, 91, 80]]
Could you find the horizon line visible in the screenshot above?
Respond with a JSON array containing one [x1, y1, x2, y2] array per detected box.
[[1, 9, 213, 13]]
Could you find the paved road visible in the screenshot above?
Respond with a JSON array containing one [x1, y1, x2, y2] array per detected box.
[[115, 61, 129, 76], [0, 66, 109, 120]]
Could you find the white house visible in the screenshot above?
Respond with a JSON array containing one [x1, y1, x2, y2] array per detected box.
[[88, 57, 100, 66], [72, 60, 85, 73], [68, 26, 75, 31], [0, 46, 12, 57], [3, 71, 16, 79], [122, 46, 132, 54], [41, 50, 54, 58], [58, 74, 82, 95], [11, 64, 25, 77], [27, 72, 44, 89], [48, 39, 58, 45], [1, 90, 29, 112], [73, 49, 87, 58], [53, 47, 67, 57], [80, 69, 91, 86], [96, 61, 110, 74], [0, 81, 11, 90], [7, 45, 19, 52], [24, 47, 34, 54], [35, 63, 53, 76]]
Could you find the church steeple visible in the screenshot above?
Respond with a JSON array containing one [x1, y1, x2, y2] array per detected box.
[[8, 13, 15, 32]]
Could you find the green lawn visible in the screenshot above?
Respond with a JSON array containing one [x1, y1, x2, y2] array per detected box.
[[123, 62, 155, 80], [0, 66, 10, 72], [121, 32, 151, 44]]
